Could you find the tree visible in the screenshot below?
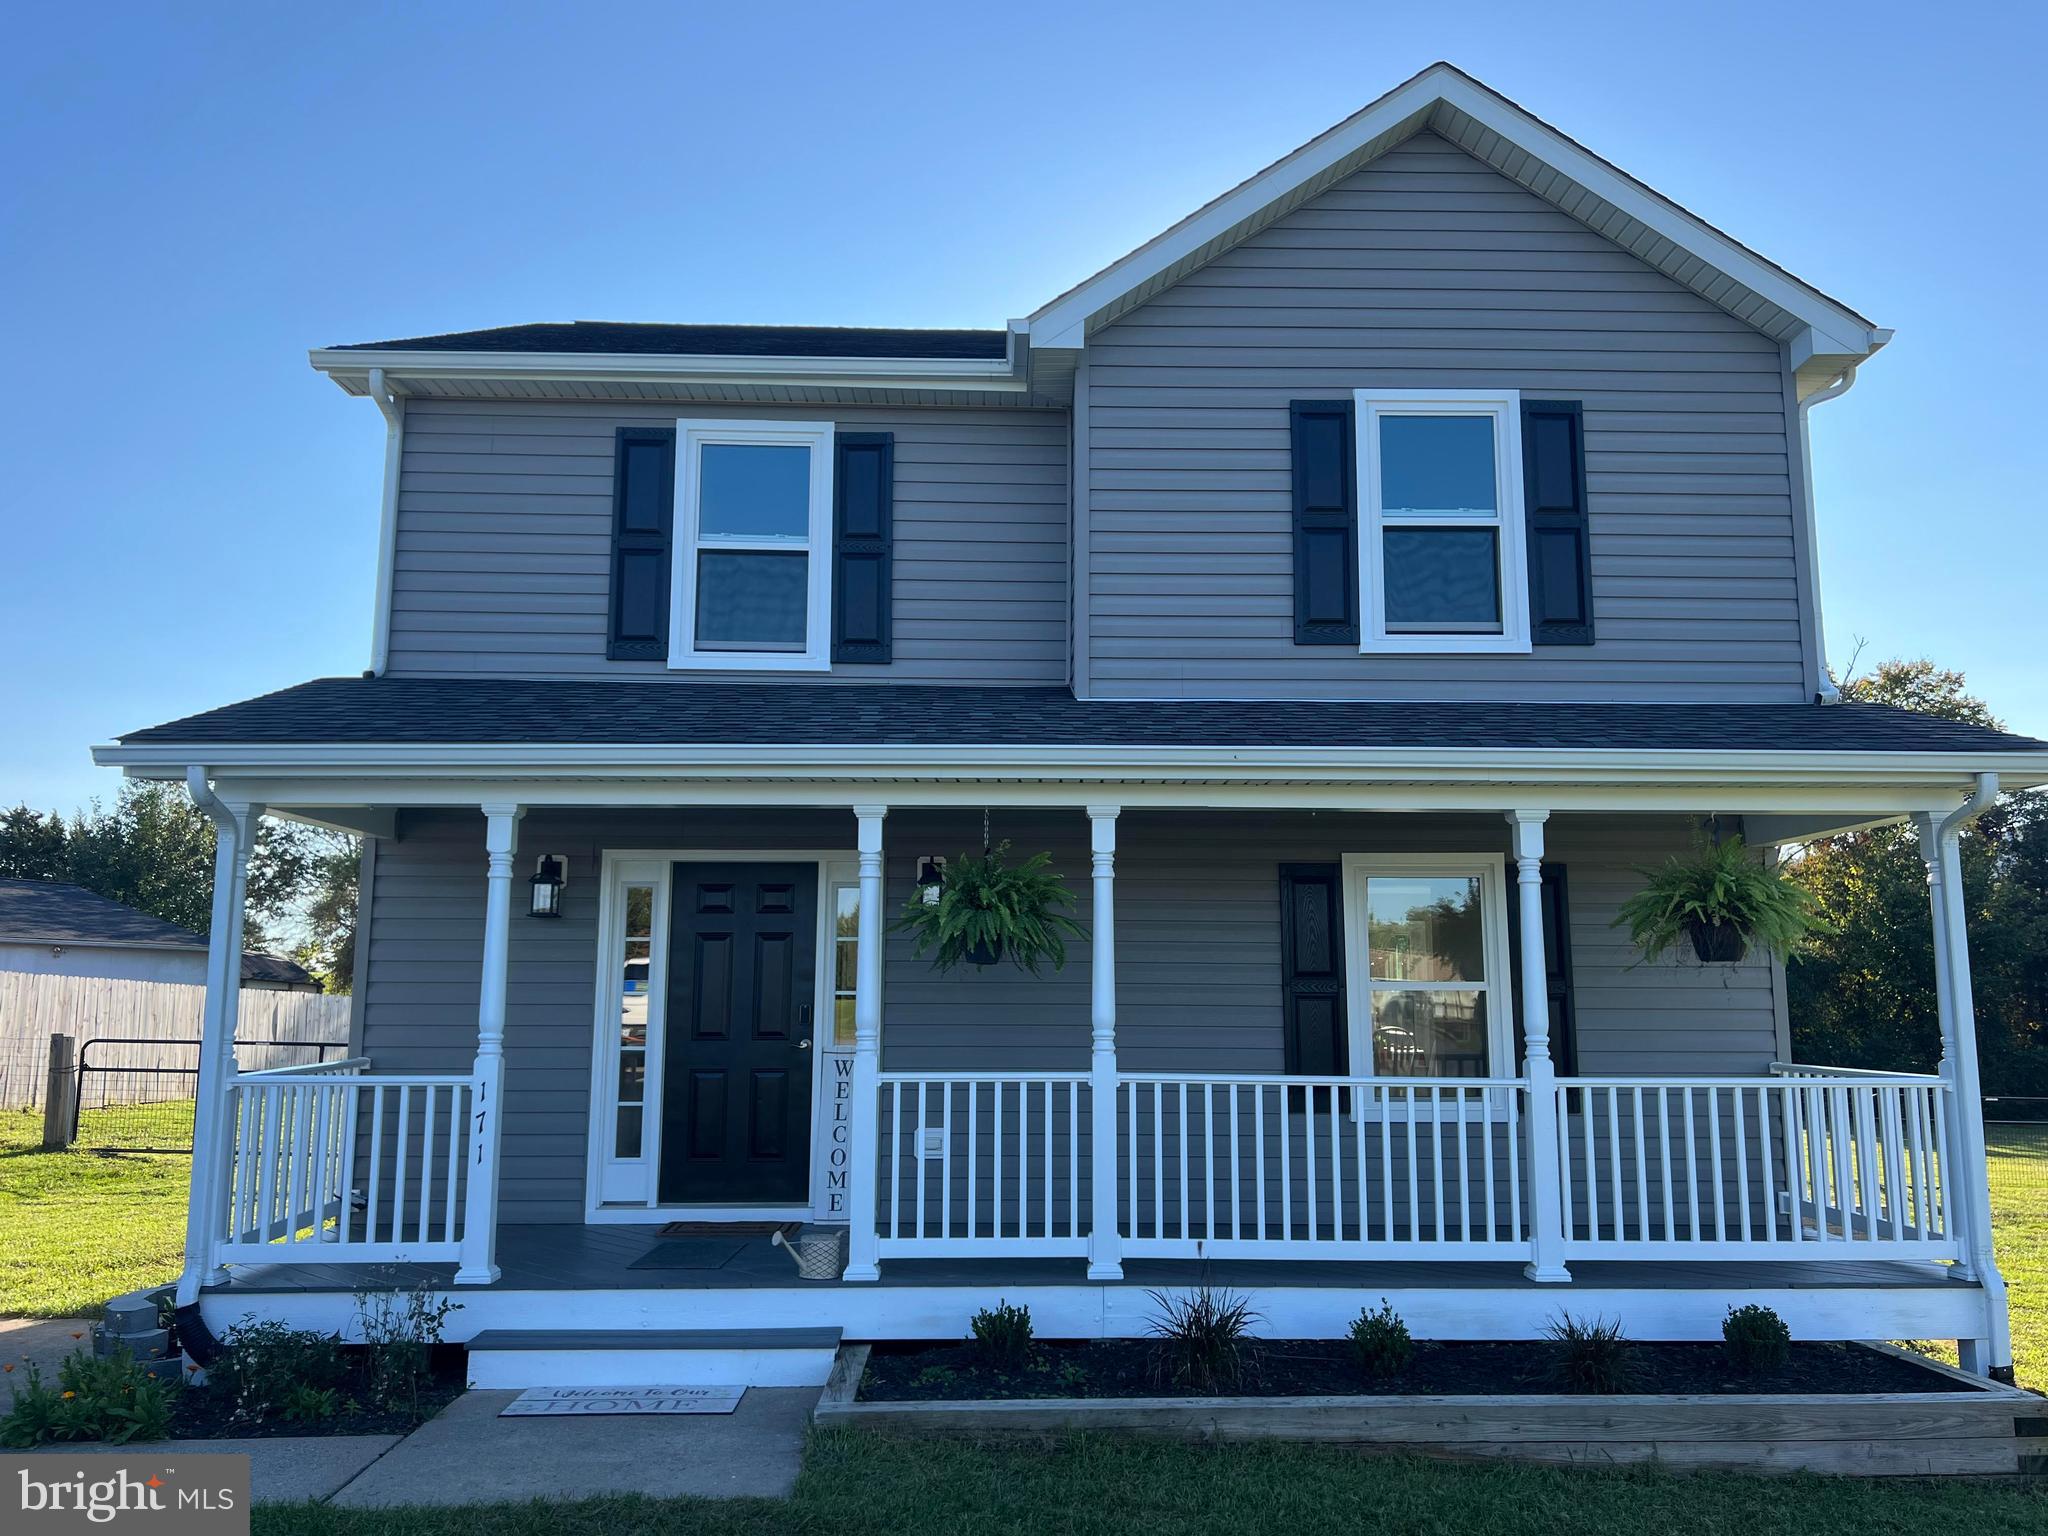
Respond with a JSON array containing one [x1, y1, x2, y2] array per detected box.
[[1786, 657, 2048, 1093], [0, 805, 69, 879], [0, 783, 354, 957], [293, 839, 362, 994]]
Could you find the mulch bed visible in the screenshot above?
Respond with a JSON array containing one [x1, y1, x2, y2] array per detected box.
[[168, 1347, 466, 1439], [858, 1338, 1971, 1402]]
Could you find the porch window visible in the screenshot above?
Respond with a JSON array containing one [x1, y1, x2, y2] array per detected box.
[[1342, 854, 1512, 1081], [670, 419, 835, 671], [832, 883, 859, 1048], [613, 882, 655, 1157], [1354, 390, 1530, 654]]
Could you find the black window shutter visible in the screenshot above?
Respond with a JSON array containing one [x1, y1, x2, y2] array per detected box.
[[1521, 400, 1595, 646], [831, 432, 893, 664], [1289, 400, 1358, 644], [1279, 864, 1348, 1076], [1509, 864, 1580, 1078], [606, 427, 676, 660]]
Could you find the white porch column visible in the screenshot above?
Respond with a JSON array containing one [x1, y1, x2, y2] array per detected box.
[[177, 774, 259, 1307], [1086, 806, 1123, 1279], [1916, 807, 2013, 1378], [456, 802, 520, 1285], [1509, 810, 1570, 1283], [844, 805, 888, 1282]]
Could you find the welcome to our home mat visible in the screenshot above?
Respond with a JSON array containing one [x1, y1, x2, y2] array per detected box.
[[500, 1385, 744, 1416]]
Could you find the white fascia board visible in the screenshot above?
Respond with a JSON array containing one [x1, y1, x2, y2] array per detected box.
[[1025, 64, 1880, 357], [89, 739, 2048, 792], [307, 349, 1030, 393]]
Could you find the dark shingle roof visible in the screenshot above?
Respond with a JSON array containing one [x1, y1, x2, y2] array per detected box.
[[115, 678, 2048, 756], [0, 880, 313, 985], [328, 322, 1009, 361]]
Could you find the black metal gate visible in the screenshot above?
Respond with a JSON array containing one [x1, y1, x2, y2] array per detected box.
[[70, 1037, 346, 1153]]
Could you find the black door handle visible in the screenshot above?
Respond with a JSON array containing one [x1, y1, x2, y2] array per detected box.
[[794, 1004, 812, 1048]]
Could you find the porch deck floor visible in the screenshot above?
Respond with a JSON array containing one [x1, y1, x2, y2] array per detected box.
[[204, 1223, 1969, 1296]]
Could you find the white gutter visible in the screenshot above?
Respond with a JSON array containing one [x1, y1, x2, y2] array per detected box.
[[1795, 357, 1874, 705], [1937, 770, 1999, 840], [311, 349, 1028, 393], [365, 368, 403, 677]]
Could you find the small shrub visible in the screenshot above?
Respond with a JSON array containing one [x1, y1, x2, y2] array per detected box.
[[1147, 1284, 1260, 1393], [1545, 1313, 1637, 1394], [1347, 1299, 1414, 1380], [354, 1280, 460, 1418], [214, 1319, 347, 1424], [969, 1301, 1034, 1371], [1, 1350, 176, 1447], [282, 1384, 342, 1426], [1722, 1304, 1792, 1375]]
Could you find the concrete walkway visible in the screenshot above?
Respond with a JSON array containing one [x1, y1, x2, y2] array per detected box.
[[0, 1316, 97, 1381], [327, 1388, 816, 1507]]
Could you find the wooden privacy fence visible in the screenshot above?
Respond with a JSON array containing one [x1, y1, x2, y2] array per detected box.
[[0, 973, 352, 1111]]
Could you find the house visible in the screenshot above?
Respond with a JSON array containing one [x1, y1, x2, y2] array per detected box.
[[91, 63, 2048, 1389], [0, 879, 317, 991]]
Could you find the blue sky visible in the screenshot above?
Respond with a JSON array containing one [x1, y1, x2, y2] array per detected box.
[[4, 1, 2043, 814]]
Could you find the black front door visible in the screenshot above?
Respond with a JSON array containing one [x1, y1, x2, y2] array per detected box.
[[659, 863, 817, 1205]]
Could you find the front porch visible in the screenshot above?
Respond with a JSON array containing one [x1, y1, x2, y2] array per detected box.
[[162, 779, 2019, 1375], [197, 1221, 1988, 1349]]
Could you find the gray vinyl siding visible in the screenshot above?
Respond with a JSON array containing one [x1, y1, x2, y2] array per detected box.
[[1081, 131, 1804, 701], [386, 400, 1068, 683], [358, 808, 1777, 1224]]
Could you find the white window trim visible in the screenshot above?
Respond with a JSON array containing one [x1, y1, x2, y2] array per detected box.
[[1339, 852, 1515, 1104], [1354, 388, 1530, 655], [668, 417, 835, 672]]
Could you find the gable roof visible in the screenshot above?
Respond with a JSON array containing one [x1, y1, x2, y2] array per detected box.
[[0, 879, 314, 986], [327, 322, 1010, 361], [1022, 62, 1887, 395]]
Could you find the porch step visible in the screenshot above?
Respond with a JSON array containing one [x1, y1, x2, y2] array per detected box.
[[465, 1327, 843, 1389]]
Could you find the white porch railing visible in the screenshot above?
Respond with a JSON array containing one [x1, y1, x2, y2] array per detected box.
[[1118, 1075, 1530, 1258], [876, 1073, 1090, 1257], [216, 1061, 476, 1265], [867, 1066, 1965, 1271]]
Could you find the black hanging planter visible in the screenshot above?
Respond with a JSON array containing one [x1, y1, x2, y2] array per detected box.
[[1686, 917, 1749, 964], [965, 937, 1005, 968]]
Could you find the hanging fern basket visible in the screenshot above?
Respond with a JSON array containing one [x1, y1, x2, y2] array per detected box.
[[891, 840, 1086, 976], [1686, 916, 1748, 964]]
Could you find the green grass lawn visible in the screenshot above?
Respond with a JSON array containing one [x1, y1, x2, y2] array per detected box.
[[0, 1107, 187, 1317], [1985, 1123, 2047, 1386], [250, 1429, 2046, 1536]]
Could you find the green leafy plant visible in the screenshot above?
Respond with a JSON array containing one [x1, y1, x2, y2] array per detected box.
[[910, 1365, 956, 1395], [282, 1384, 343, 1426], [970, 1301, 1035, 1371], [355, 1279, 460, 1419], [213, 1318, 348, 1424], [1722, 1304, 1792, 1375], [1544, 1313, 1638, 1394], [1147, 1284, 1260, 1393], [1613, 835, 1829, 964], [1347, 1299, 1414, 1380], [891, 841, 1087, 974], [1, 1350, 175, 1447]]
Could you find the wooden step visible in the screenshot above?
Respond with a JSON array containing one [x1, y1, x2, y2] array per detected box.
[[466, 1327, 842, 1389]]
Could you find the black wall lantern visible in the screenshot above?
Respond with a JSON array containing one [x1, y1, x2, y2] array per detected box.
[[529, 854, 567, 919], [914, 855, 947, 906]]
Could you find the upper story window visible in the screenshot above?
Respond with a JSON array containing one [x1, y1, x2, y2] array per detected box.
[[671, 419, 835, 671], [1355, 390, 1529, 654]]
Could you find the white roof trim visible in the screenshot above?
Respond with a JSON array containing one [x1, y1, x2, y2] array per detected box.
[[1024, 63, 1883, 362], [308, 347, 1030, 395]]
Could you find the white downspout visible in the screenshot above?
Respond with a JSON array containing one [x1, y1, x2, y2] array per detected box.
[[1796, 364, 1858, 705], [365, 367, 404, 677]]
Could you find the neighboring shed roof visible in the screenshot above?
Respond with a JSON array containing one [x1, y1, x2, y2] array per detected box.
[[110, 677, 2048, 757], [0, 880, 313, 986], [328, 322, 1010, 360]]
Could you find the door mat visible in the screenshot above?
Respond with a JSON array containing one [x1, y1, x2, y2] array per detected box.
[[627, 1238, 747, 1270], [500, 1385, 745, 1417], [656, 1221, 803, 1238]]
